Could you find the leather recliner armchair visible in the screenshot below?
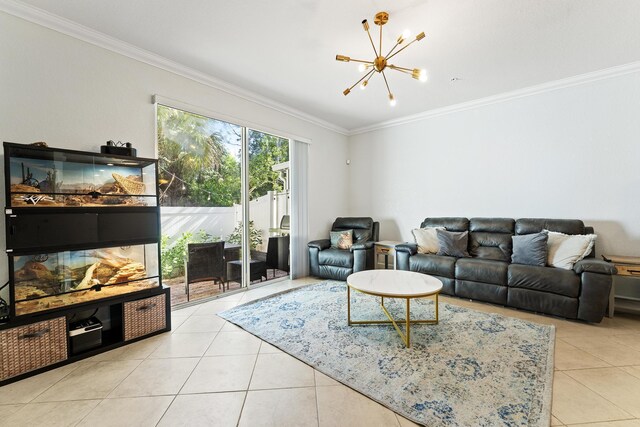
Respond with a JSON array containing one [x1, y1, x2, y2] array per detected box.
[[308, 217, 379, 281]]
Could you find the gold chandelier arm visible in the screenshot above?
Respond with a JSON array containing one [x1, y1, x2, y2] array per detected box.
[[343, 69, 376, 95], [379, 23, 383, 57], [381, 70, 392, 96], [386, 32, 426, 62], [363, 20, 379, 57], [364, 72, 375, 85], [384, 41, 402, 59], [350, 59, 375, 65], [388, 64, 413, 72]]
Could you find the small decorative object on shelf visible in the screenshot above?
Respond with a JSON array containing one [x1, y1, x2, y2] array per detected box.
[[1, 141, 170, 385], [100, 140, 137, 157]]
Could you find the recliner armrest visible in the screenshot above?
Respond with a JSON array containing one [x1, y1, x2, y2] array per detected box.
[[350, 241, 374, 252], [308, 239, 331, 250], [574, 259, 618, 275], [395, 243, 418, 256]]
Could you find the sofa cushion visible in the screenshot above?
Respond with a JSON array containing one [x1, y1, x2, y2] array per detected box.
[[412, 227, 444, 254], [436, 230, 470, 258], [546, 230, 596, 270], [515, 218, 585, 236], [508, 264, 580, 298], [410, 254, 456, 278], [455, 258, 508, 285], [511, 231, 548, 266], [468, 218, 514, 261], [318, 248, 354, 268]]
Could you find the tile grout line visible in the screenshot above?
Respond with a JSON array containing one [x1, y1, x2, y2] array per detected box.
[[556, 369, 637, 422], [153, 327, 222, 426], [235, 342, 262, 426], [313, 370, 320, 427]]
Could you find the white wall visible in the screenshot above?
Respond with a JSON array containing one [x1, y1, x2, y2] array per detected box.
[[348, 71, 640, 256], [0, 12, 349, 285]]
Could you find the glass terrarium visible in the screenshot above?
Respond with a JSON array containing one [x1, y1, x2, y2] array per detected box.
[[5, 143, 157, 208], [12, 244, 160, 316]]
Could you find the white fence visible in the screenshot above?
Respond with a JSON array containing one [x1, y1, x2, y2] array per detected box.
[[160, 192, 288, 253]]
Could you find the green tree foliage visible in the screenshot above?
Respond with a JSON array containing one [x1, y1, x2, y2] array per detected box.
[[227, 220, 263, 250], [248, 131, 289, 200], [157, 106, 289, 207], [157, 106, 229, 206]]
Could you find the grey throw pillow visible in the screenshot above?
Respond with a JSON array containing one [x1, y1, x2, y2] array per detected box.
[[511, 231, 549, 266], [436, 229, 470, 258]]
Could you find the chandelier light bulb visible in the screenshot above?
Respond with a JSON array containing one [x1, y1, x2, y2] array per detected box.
[[358, 63, 367, 72], [360, 80, 368, 90], [402, 29, 411, 40], [389, 94, 396, 107], [419, 69, 428, 82]]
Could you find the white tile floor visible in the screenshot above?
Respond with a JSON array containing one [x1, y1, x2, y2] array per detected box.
[[1, 277, 640, 426]]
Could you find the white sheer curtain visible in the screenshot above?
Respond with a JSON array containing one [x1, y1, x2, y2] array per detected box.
[[290, 140, 309, 278]]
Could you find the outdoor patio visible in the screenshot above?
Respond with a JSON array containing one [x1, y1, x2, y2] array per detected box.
[[166, 268, 290, 306]]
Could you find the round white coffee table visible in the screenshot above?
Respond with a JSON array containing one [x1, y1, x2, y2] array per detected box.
[[346, 270, 443, 348]]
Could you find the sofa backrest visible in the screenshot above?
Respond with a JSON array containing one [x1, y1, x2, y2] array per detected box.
[[332, 217, 376, 242], [418, 217, 594, 260], [515, 218, 585, 235], [420, 217, 469, 232], [469, 218, 514, 262], [515, 218, 594, 258]]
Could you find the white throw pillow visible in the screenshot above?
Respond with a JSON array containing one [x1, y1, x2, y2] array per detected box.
[[545, 230, 597, 270], [412, 227, 445, 254]]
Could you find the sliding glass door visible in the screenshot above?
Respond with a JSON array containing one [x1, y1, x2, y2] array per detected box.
[[156, 104, 291, 306], [248, 130, 290, 286]]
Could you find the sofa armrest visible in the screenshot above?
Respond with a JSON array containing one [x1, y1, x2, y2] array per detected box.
[[308, 239, 331, 250], [574, 259, 618, 275], [351, 241, 374, 252], [395, 243, 418, 256]]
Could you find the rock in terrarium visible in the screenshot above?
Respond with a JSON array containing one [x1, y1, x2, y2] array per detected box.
[[13, 246, 158, 315]]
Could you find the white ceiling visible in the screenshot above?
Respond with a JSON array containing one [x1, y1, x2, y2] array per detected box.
[[13, 0, 640, 131]]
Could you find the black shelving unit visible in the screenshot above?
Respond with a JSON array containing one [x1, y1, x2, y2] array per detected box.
[[0, 142, 171, 385]]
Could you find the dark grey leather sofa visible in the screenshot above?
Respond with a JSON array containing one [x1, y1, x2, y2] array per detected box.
[[396, 217, 616, 323], [308, 217, 379, 281]]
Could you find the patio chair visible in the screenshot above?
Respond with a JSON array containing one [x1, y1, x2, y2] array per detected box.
[[185, 241, 226, 299], [266, 235, 290, 275]]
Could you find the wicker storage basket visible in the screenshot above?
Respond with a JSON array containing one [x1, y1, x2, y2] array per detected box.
[[124, 294, 166, 341], [0, 317, 67, 381]]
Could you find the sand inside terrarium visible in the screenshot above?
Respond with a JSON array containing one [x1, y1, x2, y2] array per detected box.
[[15, 279, 159, 315], [10, 173, 148, 207], [14, 247, 160, 315]]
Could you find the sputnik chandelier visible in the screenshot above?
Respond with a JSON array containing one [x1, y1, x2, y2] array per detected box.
[[336, 11, 427, 106]]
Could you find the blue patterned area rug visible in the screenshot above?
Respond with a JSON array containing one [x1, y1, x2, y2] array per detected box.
[[219, 281, 554, 426]]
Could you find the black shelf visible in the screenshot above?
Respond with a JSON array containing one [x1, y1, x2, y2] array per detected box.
[[1, 142, 170, 385]]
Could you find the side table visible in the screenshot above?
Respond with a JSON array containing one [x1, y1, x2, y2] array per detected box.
[[374, 241, 402, 269], [603, 255, 640, 317], [226, 259, 267, 286]]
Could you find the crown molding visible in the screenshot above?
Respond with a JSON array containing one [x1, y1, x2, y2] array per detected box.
[[349, 60, 640, 135], [0, 0, 349, 136]]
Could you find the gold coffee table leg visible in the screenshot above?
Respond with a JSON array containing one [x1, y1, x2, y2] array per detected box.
[[347, 285, 351, 325], [347, 285, 440, 348], [406, 298, 410, 347]]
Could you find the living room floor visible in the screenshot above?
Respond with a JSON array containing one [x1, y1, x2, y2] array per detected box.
[[1, 278, 639, 427]]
